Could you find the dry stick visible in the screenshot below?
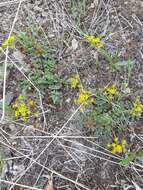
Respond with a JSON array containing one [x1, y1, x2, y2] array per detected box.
[[0, 179, 43, 190], [10, 135, 97, 139], [85, 139, 121, 159], [63, 144, 143, 173], [56, 139, 81, 168], [88, 0, 110, 33], [61, 138, 121, 161], [0, 0, 22, 123], [114, 7, 126, 40], [0, 0, 25, 7], [60, 143, 120, 165], [6, 104, 86, 190], [33, 157, 49, 188], [0, 48, 47, 127], [0, 130, 11, 145], [0, 140, 90, 190]]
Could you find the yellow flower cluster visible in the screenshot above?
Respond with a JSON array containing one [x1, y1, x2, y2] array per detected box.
[[70, 75, 80, 89], [74, 87, 95, 111], [130, 98, 143, 117], [105, 85, 118, 101], [84, 35, 104, 49], [69, 75, 95, 111], [2, 35, 16, 48], [12, 95, 35, 121], [107, 137, 127, 154]]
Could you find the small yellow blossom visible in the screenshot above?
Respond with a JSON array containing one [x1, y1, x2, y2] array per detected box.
[[84, 35, 104, 49], [28, 99, 35, 106], [2, 35, 16, 48], [74, 87, 95, 111], [107, 137, 127, 154], [12, 96, 35, 122], [15, 110, 19, 118], [121, 139, 127, 145], [70, 75, 80, 89], [105, 85, 118, 101], [112, 145, 123, 154], [130, 98, 143, 117], [105, 85, 118, 96], [114, 137, 118, 143]]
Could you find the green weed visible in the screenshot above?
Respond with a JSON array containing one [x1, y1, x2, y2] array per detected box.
[[16, 27, 64, 104], [120, 149, 143, 166]]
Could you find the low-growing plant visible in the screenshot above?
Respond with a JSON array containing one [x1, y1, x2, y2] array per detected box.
[[0, 33, 16, 49], [16, 26, 64, 104], [70, 75, 143, 139], [12, 95, 38, 122], [84, 34, 133, 72], [120, 149, 143, 166], [107, 137, 127, 154]]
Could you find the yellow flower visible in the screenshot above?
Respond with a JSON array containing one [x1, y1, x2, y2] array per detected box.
[[114, 137, 118, 143], [70, 75, 80, 89], [84, 35, 104, 49], [131, 98, 143, 117], [107, 137, 127, 155], [28, 99, 35, 106], [104, 85, 118, 101], [12, 96, 37, 122], [15, 110, 19, 118], [112, 145, 123, 154], [9, 36, 16, 41], [105, 85, 118, 96], [74, 87, 95, 111], [2, 35, 16, 48]]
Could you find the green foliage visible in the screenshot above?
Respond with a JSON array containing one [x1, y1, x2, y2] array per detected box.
[[99, 48, 132, 72], [84, 88, 131, 135], [119, 149, 143, 166], [16, 26, 64, 104], [68, 0, 92, 29]]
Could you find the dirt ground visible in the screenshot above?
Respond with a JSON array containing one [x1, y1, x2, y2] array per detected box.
[[0, 0, 143, 190]]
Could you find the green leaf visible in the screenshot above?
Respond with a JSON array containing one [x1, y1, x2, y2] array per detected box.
[[119, 153, 136, 166], [136, 149, 143, 157], [50, 91, 61, 104], [48, 84, 62, 90]]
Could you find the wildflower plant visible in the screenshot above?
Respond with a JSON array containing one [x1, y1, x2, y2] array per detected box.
[[120, 149, 143, 166], [70, 75, 95, 111], [12, 95, 37, 122], [84, 34, 104, 49], [2, 35, 16, 48], [16, 26, 64, 104], [104, 85, 118, 101], [74, 87, 96, 111], [72, 84, 132, 135], [107, 137, 127, 154], [70, 75, 80, 89], [130, 98, 143, 118]]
